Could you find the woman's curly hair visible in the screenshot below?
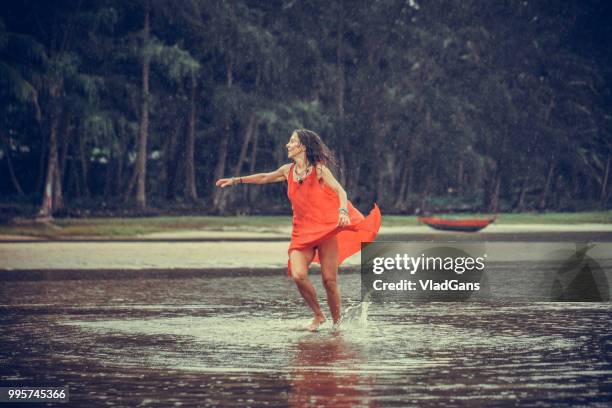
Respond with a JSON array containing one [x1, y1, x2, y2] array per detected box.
[[293, 129, 338, 171]]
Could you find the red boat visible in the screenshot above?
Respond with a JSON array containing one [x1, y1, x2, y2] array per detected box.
[[417, 216, 497, 232]]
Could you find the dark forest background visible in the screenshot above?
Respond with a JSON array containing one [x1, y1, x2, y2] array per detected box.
[[1, 0, 611, 218]]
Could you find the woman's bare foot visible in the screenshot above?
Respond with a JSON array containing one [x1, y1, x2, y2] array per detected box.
[[304, 314, 326, 331]]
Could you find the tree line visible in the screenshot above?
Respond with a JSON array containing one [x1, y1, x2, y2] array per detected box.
[[1, 0, 610, 218]]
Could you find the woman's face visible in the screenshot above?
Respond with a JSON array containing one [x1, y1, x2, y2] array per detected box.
[[286, 132, 304, 159]]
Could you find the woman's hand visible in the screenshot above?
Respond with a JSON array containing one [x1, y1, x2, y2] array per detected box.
[[338, 208, 351, 227], [215, 178, 236, 188]]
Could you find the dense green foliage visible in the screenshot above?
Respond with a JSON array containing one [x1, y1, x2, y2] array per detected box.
[[1, 0, 611, 217]]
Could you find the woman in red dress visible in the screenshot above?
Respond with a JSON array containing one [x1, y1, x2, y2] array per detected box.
[[216, 129, 381, 331]]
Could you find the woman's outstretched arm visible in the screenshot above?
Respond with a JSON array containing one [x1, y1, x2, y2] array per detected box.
[[215, 163, 291, 188]]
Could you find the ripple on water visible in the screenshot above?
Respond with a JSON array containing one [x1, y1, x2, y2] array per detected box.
[[62, 301, 580, 377], [2, 273, 611, 406]]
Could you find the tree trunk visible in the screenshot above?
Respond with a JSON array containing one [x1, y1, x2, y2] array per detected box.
[[166, 118, 182, 200], [394, 160, 409, 210], [336, 0, 345, 121], [70, 142, 81, 199], [489, 173, 501, 213], [415, 109, 433, 212], [184, 74, 198, 201], [0, 132, 25, 196], [375, 155, 385, 206], [600, 154, 610, 205], [249, 127, 258, 175], [53, 157, 64, 211], [514, 177, 528, 211], [234, 114, 258, 176], [419, 173, 432, 213], [406, 160, 414, 204], [396, 133, 418, 210], [372, 101, 385, 205], [348, 165, 361, 204], [135, 6, 151, 209], [53, 113, 71, 209], [212, 127, 230, 211], [114, 128, 126, 196], [457, 156, 464, 193], [79, 132, 90, 198], [481, 161, 493, 211], [124, 163, 138, 201], [404, 141, 419, 208], [335, 0, 346, 172], [212, 61, 233, 212], [538, 161, 555, 210], [230, 114, 258, 210], [103, 154, 113, 198], [247, 128, 258, 204], [59, 113, 71, 184], [38, 109, 60, 218], [35, 132, 47, 194], [336, 152, 346, 187]]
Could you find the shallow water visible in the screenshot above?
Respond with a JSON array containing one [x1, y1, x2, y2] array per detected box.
[[1, 272, 611, 407]]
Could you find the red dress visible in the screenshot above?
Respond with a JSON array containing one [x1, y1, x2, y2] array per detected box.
[[287, 163, 382, 276]]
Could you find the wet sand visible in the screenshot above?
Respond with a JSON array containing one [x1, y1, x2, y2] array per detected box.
[[1, 240, 612, 269], [1, 225, 612, 273]]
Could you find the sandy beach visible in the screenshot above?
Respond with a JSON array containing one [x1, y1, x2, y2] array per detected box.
[[1, 223, 611, 272]]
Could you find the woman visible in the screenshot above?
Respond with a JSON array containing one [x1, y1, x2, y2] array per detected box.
[[216, 129, 381, 331]]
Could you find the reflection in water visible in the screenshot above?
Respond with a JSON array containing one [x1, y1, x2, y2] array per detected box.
[[289, 333, 373, 407]]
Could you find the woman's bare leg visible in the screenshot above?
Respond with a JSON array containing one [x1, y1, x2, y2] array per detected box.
[[319, 236, 341, 324], [289, 248, 326, 330]]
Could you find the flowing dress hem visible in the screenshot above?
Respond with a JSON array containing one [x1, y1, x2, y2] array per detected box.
[[287, 203, 381, 277]]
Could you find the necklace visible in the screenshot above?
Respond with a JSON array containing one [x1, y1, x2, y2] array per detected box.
[[294, 165, 312, 184]]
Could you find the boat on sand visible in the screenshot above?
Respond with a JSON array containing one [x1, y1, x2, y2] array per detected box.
[[417, 216, 497, 232]]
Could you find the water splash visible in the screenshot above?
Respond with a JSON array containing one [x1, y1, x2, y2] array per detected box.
[[339, 301, 370, 328]]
